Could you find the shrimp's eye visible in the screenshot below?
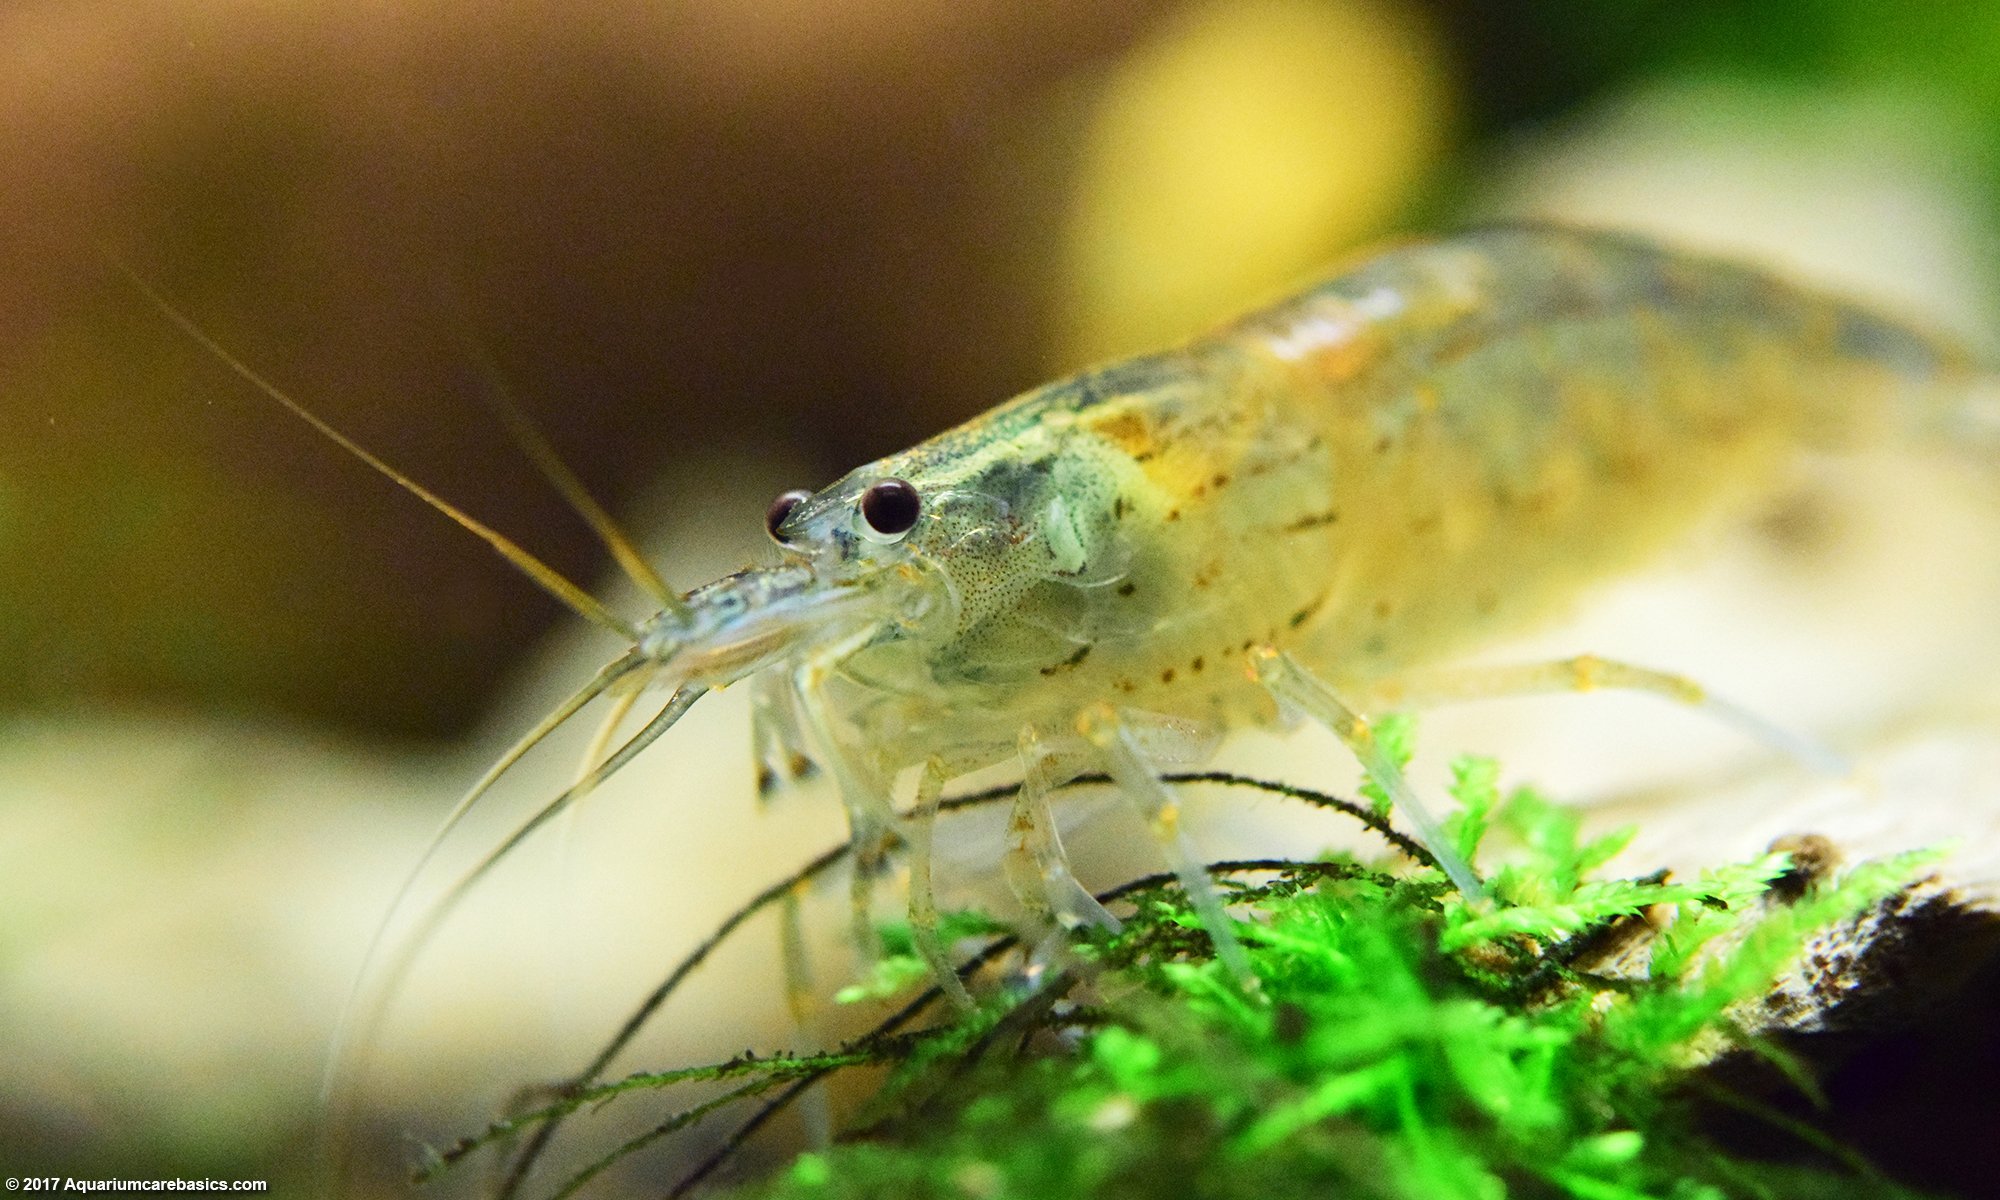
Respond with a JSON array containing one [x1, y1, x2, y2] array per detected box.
[[857, 477, 920, 542], [765, 489, 812, 542]]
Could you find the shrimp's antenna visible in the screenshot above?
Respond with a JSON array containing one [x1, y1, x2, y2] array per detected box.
[[457, 340, 689, 618], [321, 648, 647, 1098], [425, 681, 707, 933], [326, 677, 708, 1185], [117, 264, 642, 641], [422, 271, 686, 615]]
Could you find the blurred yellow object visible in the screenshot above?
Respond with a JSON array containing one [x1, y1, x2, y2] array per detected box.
[[1057, 0, 1449, 368]]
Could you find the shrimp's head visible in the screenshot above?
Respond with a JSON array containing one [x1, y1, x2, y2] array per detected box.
[[760, 420, 1141, 693], [633, 469, 976, 691]]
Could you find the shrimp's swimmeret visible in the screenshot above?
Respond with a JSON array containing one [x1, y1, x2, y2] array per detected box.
[[129, 223, 1995, 1020]]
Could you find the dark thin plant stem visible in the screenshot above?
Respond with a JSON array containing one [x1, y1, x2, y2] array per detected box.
[[497, 843, 852, 1197], [662, 1074, 823, 1200], [495, 772, 1435, 1197], [659, 857, 1382, 1199], [660, 935, 1029, 1199]]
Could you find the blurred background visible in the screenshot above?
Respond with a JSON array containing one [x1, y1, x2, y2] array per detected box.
[[7, 0, 2000, 1195]]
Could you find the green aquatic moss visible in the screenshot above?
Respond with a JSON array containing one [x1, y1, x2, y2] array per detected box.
[[430, 748, 1942, 1200]]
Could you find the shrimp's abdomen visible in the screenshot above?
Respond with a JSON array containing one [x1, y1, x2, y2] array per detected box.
[[1046, 227, 1980, 719]]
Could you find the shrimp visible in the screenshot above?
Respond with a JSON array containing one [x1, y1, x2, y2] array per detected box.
[[738, 224, 1989, 974], [131, 223, 1993, 1058]]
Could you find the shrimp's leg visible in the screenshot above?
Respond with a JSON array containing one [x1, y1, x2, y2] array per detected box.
[[1367, 655, 1848, 775], [832, 813, 894, 966], [1006, 728, 1125, 935], [1075, 705, 1254, 987], [749, 674, 836, 1028], [767, 669, 896, 1145], [905, 756, 975, 1012], [1248, 648, 1486, 900], [750, 673, 818, 805], [777, 877, 817, 1026], [792, 668, 902, 963], [775, 874, 833, 1149]]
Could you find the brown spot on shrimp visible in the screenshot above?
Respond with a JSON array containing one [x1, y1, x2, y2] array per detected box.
[[1283, 507, 1341, 533], [1039, 644, 1093, 677]]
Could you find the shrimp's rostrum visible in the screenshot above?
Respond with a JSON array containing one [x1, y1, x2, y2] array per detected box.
[[136, 225, 1989, 1011]]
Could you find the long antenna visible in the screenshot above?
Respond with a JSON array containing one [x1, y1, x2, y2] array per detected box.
[[118, 263, 641, 641], [326, 678, 707, 1192], [320, 647, 644, 1106], [453, 334, 689, 618]]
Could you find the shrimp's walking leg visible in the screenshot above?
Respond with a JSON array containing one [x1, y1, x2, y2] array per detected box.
[[791, 663, 902, 963], [1368, 655, 1848, 775], [1248, 648, 1486, 900], [750, 674, 818, 805], [1005, 729, 1125, 934], [1076, 705, 1254, 986], [843, 812, 897, 963], [775, 669, 897, 1146], [777, 879, 817, 1026], [748, 675, 837, 1035], [775, 876, 834, 1148], [905, 756, 975, 1011]]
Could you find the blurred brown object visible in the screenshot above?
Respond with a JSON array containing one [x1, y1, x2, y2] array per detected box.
[[0, 0, 1175, 738]]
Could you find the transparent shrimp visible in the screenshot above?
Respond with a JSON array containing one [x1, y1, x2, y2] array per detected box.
[[739, 225, 1992, 946], [130, 223, 1997, 1137]]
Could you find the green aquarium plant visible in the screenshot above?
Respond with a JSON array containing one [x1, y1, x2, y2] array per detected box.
[[426, 731, 1943, 1200]]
